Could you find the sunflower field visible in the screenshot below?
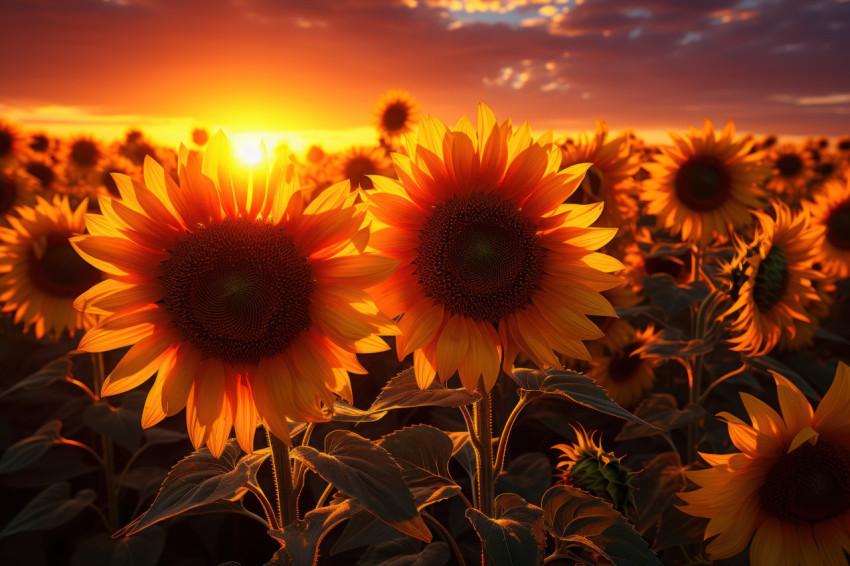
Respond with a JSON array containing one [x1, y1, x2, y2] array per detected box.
[[0, 92, 849, 566]]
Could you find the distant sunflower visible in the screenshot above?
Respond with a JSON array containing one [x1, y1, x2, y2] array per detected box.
[[0, 166, 38, 224], [587, 320, 661, 408], [24, 158, 58, 191], [0, 120, 22, 167], [191, 128, 209, 147], [374, 89, 420, 141], [766, 143, 814, 198], [837, 136, 850, 155], [679, 364, 850, 565], [0, 195, 100, 338], [28, 133, 52, 154], [64, 136, 103, 184], [332, 145, 392, 190], [72, 132, 398, 456], [643, 120, 767, 245], [366, 104, 622, 393], [807, 175, 850, 278], [723, 201, 822, 356]]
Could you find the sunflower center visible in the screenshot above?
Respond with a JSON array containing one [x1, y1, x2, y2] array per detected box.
[[0, 130, 12, 157], [28, 235, 101, 298], [606, 343, 642, 382], [415, 192, 544, 323], [674, 156, 731, 212], [826, 202, 850, 251], [160, 218, 314, 366], [776, 154, 803, 178], [759, 441, 850, 524], [26, 162, 55, 189], [343, 156, 377, 189], [382, 103, 409, 133], [0, 173, 18, 216], [70, 140, 100, 168], [753, 246, 789, 312], [839, 139, 850, 152]]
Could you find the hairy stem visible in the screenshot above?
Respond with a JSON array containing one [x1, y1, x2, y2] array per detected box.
[[494, 395, 529, 475], [473, 380, 495, 566], [266, 428, 297, 526]]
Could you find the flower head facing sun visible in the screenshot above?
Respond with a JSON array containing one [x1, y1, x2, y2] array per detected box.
[[72, 131, 399, 456], [0, 195, 101, 339], [679, 363, 850, 565], [366, 104, 622, 393], [374, 89, 420, 141], [332, 145, 392, 190], [807, 174, 850, 278], [643, 119, 767, 245]]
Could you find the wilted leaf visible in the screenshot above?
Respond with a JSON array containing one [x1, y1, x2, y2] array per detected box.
[[116, 440, 269, 536], [291, 430, 431, 543], [70, 527, 166, 566], [0, 481, 96, 539], [466, 493, 544, 566], [83, 390, 146, 452], [0, 420, 62, 475], [369, 368, 480, 413], [358, 538, 450, 566], [0, 357, 73, 398], [616, 395, 705, 442], [642, 274, 710, 318], [495, 452, 552, 506], [269, 499, 360, 566], [542, 485, 661, 566], [511, 368, 659, 430]]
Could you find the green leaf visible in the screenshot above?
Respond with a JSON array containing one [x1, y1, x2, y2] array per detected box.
[[615, 394, 705, 442], [269, 499, 360, 566], [511, 368, 659, 430], [358, 538, 450, 566], [495, 452, 552, 505], [290, 430, 431, 543], [116, 440, 269, 536], [368, 367, 480, 414], [0, 481, 96, 539], [0, 420, 62, 474], [83, 390, 147, 452], [542, 485, 661, 566], [466, 493, 544, 566], [70, 527, 166, 566], [642, 274, 710, 318], [0, 357, 74, 398]]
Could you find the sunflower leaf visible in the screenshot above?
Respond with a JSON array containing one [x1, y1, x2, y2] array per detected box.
[[642, 274, 710, 318], [542, 485, 661, 566], [0, 481, 96, 539], [70, 527, 166, 566], [83, 390, 146, 452], [615, 395, 705, 441], [495, 452, 552, 505], [511, 368, 659, 430], [466, 493, 545, 566], [368, 367, 480, 414], [290, 430, 431, 543], [746, 355, 819, 401], [0, 420, 62, 475], [116, 440, 269, 536], [268, 499, 360, 566], [0, 357, 74, 398], [358, 538, 450, 566]]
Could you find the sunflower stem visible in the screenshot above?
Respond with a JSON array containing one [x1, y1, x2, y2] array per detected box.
[[266, 428, 297, 527], [686, 296, 711, 464], [472, 380, 495, 566], [494, 394, 529, 475], [91, 352, 119, 531]]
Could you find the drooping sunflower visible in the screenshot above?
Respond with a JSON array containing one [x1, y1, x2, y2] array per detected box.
[[0, 195, 101, 339], [643, 119, 767, 245], [679, 364, 850, 565], [373, 89, 420, 141], [806, 174, 850, 278], [587, 320, 662, 408], [366, 104, 623, 393], [72, 132, 398, 456], [332, 145, 393, 190], [723, 201, 822, 356], [765, 143, 814, 199]]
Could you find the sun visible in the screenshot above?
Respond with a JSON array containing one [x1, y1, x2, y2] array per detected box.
[[236, 140, 263, 164]]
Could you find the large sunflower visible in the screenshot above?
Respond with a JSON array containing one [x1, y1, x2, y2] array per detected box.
[[807, 174, 850, 278], [723, 201, 822, 356], [679, 364, 850, 565], [373, 89, 420, 141], [587, 320, 662, 408], [72, 132, 398, 456], [0, 195, 100, 339], [643, 119, 767, 245], [366, 104, 622, 393]]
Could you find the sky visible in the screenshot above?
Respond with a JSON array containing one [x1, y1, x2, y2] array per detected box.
[[1, 0, 849, 152]]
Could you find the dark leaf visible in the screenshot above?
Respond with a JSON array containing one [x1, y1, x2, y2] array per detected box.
[[745, 355, 819, 401], [511, 368, 659, 430], [447, 432, 476, 481], [291, 430, 431, 542], [615, 395, 705, 442], [0, 481, 96, 539], [143, 428, 188, 446], [0, 357, 73, 398], [812, 328, 850, 345], [653, 505, 708, 552], [83, 390, 147, 452], [70, 527, 166, 566], [0, 420, 62, 475], [332, 400, 387, 423], [269, 499, 360, 566], [358, 538, 450, 566], [369, 367, 480, 414], [542, 485, 661, 566], [629, 452, 686, 538], [466, 493, 544, 566], [639, 337, 713, 360], [116, 440, 269, 536], [495, 452, 552, 505], [642, 274, 710, 318]]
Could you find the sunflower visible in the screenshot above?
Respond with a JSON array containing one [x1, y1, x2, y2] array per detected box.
[[191, 127, 209, 147], [560, 120, 641, 231], [765, 143, 814, 199], [24, 157, 58, 192], [0, 195, 100, 339], [807, 174, 850, 278], [366, 103, 622, 393], [0, 166, 38, 225], [587, 320, 661, 408], [332, 145, 392, 190], [63, 136, 103, 185], [28, 133, 52, 154], [723, 201, 822, 356], [679, 364, 850, 565], [71, 132, 398, 457], [643, 119, 767, 245], [373, 89, 420, 141], [0, 120, 23, 167]]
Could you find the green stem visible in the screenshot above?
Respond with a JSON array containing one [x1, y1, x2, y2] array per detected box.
[[92, 352, 119, 531], [266, 428, 297, 527], [494, 395, 529, 476]]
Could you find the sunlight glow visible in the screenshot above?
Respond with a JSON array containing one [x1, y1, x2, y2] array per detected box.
[[237, 140, 263, 164]]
